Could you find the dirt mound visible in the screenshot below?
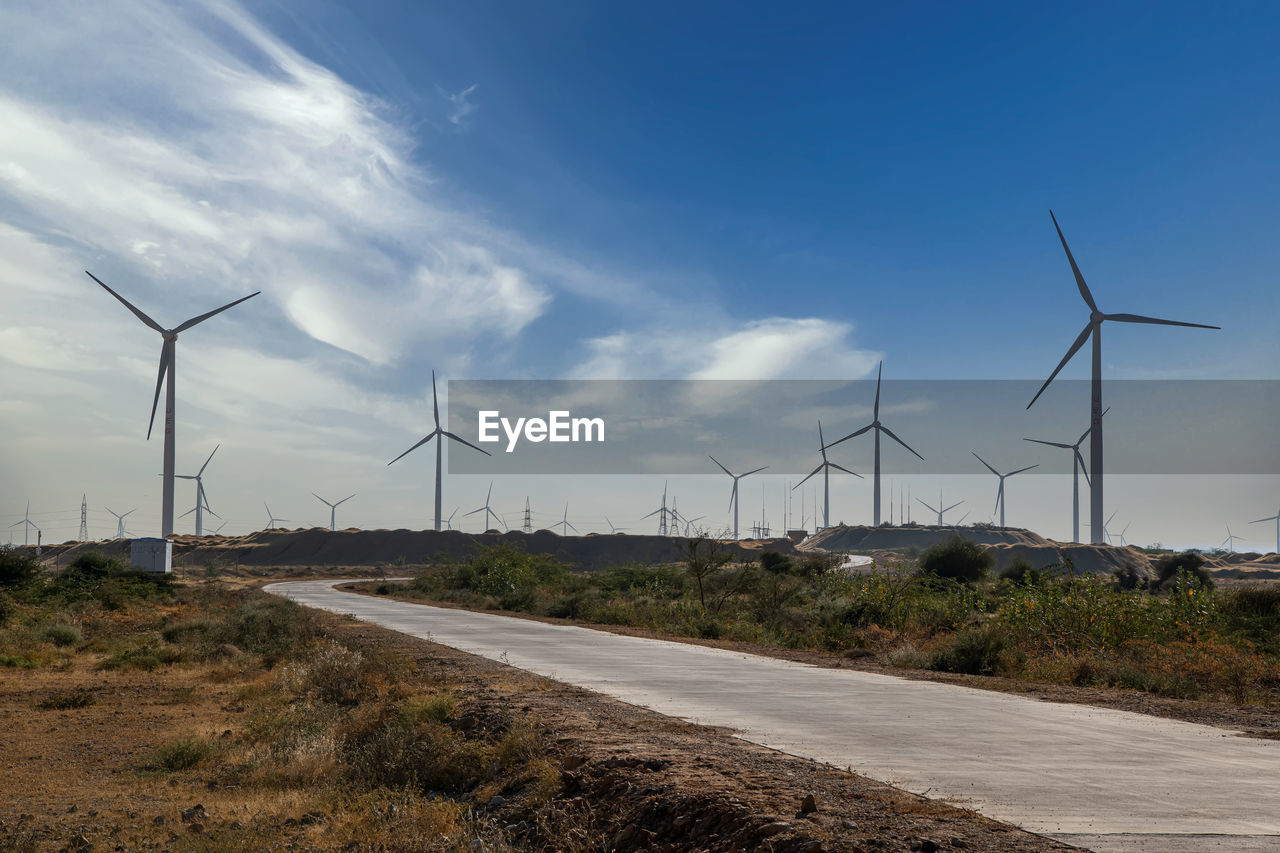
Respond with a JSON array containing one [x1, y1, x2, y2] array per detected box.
[[984, 542, 1152, 577], [799, 524, 1051, 552], [31, 529, 797, 571]]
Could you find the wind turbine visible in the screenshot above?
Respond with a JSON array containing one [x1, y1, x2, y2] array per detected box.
[[463, 482, 503, 531], [264, 502, 290, 530], [957, 510, 971, 525], [175, 444, 219, 536], [312, 493, 355, 531], [825, 362, 923, 526], [1114, 522, 1131, 547], [1220, 524, 1243, 553], [554, 503, 579, 536], [642, 481, 672, 535], [1026, 212, 1219, 544], [388, 370, 491, 530], [212, 521, 228, 535], [444, 508, 459, 531], [88, 271, 258, 538], [680, 514, 705, 537], [794, 420, 862, 530], [1250, 506, 1280, 554], [915, 489, 964, 527], [1024, 408, 1107, 544], [709, 456, 767, 539], [605, 516, 628, 534], [105, 507, 136, 539], [8, 502, 39, 546], [972, 453, 1038, 529]]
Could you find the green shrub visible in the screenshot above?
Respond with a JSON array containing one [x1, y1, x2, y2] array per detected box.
[[43, 624, 82, 647], [1220, 587, 1280, 651], [759, 550, 794, 575], [0, 550, 41, 588], [998, 556, 1039, 584], [100, 644, 165, 671], [930, 624, 1008, 675], [226, 596, 315, 655], [1113, 565, 1145, 591], [37, 691, 96, 710], [146, 737, 217, 771], [1150, 551, 1213, 591], [918, 536, 992, 583]]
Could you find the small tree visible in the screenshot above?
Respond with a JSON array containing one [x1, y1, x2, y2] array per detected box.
[[1150, 551, 1213, 592], [685, 534, 733, 610], [917, 536, 992, 583], [0, 549, 41, 588]]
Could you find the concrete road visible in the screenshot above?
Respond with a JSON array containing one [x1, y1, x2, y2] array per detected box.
[[268, 580, 1280, 853]]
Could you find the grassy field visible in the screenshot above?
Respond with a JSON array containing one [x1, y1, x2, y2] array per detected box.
[[373, 537, 1280, 708]]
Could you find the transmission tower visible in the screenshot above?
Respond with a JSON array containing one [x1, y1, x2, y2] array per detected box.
[[522, 497, 532, 533], [79, 494, 88, 541]]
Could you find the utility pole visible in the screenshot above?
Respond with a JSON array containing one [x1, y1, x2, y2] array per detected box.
[[522, 497, 532, 533], [79, 494, 88, 541]]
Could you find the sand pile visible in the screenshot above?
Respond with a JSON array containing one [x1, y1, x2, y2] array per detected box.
[[799, 524, 1051, 552]]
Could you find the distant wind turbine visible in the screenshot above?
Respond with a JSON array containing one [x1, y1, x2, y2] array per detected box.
[[88, 271, 258, 538], [641, 482, 672, 535], [1220, 524, 1243, 553], [709, 456, 767, 540], [825, 362, 923, 526], [1024, 408, 1107, 544], [916, 489, 963, 527], [605, 516, 627, 534], [956, 510, 971, 525], [554, 503, 579, 536], [794, 420, 861, 530], [463, 482, 504, 531], [388, 370, 491, 530], [1025, 212, 1218, 544], [105, 507, 136, 539], [175, 444, 219, 536], [313, 493, 355, 531], [9, 502, 39, 546], [972, 453, 1038, 529], [444, 508, 459, 530], [264, 502, 290, 530], [1250, 506, 1280, 555]]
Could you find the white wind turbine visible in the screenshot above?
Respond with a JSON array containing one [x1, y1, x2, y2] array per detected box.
[[388, 370, 491, 530], [444, 508, 459, 531], [641, 482, 672, 535], [88, 271, 258, 538], [709, 456, 767, 540], [825, 362, 923, 526], [9, 502, 39, 546], [463, 483, 504, 531], [264, 502, 290, 530], [1026, 212, 1219, 544], [972, 453, 1038, 529], [915, 488, 964, 527], [554, 503, 579, 536], [1250, 505, 1280, 554], [794, 420, 861, 530], [313, 493, 356, 531], [105, 507, 136, 539], [1220, 524, 1244, 553], [1024, 408, 1107, 544], [175, 444, 219, 536], [605, 516, 628, 534]]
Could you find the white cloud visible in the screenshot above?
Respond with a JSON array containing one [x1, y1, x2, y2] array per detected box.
[[445, 84, 479, 126]]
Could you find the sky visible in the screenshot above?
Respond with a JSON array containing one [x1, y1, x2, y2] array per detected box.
[[1, 1, 1276, 550]]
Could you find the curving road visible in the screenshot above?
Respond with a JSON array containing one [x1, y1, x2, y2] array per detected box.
[[268, 579, 1280, 853]]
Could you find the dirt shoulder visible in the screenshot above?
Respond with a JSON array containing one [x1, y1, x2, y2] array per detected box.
[[342, 582, 1280, 738]]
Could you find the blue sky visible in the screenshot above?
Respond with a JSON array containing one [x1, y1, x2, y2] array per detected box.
[[0, 1, 1275, 546]]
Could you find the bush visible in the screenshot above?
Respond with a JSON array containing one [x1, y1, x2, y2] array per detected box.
[[282, 640, 367, 705], [930, 624, 1009, 676], [43, 624, 82, 647], [918, 536, 993, 583], [1113, 565, 1145, 591], [227, 596, 315, 656], [1150, 551, 1213, 591], [0, 550, 41, 588], [759, 550, 794, 575], [37, 691, 96, 710], [998, 556, 1039, 584], [1220, 586, 1280, 651], [146, 737, 217, 771]]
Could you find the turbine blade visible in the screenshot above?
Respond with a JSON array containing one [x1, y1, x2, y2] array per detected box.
[[1250, 515, 1280, 524], [174, 291, 260, 333], [312, 493, 332, 506], [146, 339, 172, 440], [708, 455, 733, 477], [336, 494, 356, 506], [442, 430, 492, 456], [198, 444, 219, 476], [943, 501, 964, 513], [873, 361, 883, 420], [462, 507, 485, 517], [742, 465, 768, 477], [1027, 321, 1094, 409], [1024, 438, 1072, 449], [793, 464, 823, 490], [1008, 464, 1039, 477], [641, 508, 664, 519], [729, 480, 738, 513], [1049, 210, 1097, 312], [916, 499, 937, 513], [825, 422, 873, 449], [1104, 312, 1220, 330], [1075, 448, 1091, 486], [431, 369, 441, 429], [972, 451, 998, 475], [388, 432, 438, 465], [86, 271, 164, 332], [828, 462, 863, 478], [179, 507, 196, 519], [879, 425, 923, 460]]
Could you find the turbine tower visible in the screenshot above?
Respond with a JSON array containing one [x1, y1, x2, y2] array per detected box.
[[105, 507, 136, 539], [554, 503, 579, 536], [709, 456, 767, 540], [915, 489, 964, 527], [88, 271, 258, 538], [972, 452, 1038, 529], [825, 362, 923, 526], [263, 502, 290, 530], [793, 420, 862, 530], [8, 503, 39, 546], [312, 493, 355, 531], [1026, 212, 1218, 544], [175, 444, 219, 536], [463, 482, 503, 531], [388, 370, 491, 530], [1024, 409, 1107, 544], [1250, 506, 1280, 554]]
